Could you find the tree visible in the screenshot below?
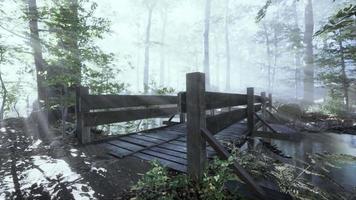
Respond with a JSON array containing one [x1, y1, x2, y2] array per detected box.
[[203, 0, 212, 90], [316, 4, 355, 112], [143, 0, 156, 93], [303, 0, 315, 104], [27, 0, 47, 107], [291, 0, 303, 99], [159, 3, 168, 87], [224, 0, 231, 91]]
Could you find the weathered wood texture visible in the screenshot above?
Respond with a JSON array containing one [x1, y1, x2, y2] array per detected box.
[[268, 93, 272, 111], [186, 72, 207, 181], [82, 94, 177, 110], [76, 86, 91, 144], [84, 107, 177, 126], [206, 108, 247, 134], [261, 92, 267, 132], [178, 91, 263, 112], [247, 87, 255, 136], [200, 128, 267, 199]]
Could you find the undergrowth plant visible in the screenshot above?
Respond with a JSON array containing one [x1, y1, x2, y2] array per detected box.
[[131, 157, 241, 200], [132, 144, 356, 200]]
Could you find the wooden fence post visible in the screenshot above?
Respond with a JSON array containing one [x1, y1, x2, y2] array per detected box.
[[247, 87, 255, 135], [178, 92, 186, 123], [76, 86, 91, 144], [268, 93, 273, 111], [247, 88, 255, 149], [261, 92, 267, 132], [186, 72, 206, 181]]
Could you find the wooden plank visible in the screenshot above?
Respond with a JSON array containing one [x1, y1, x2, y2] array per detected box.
[[119, 136, 157, 147], [205, 92, 247, 109], [76, 86, 91, 144], [200, 128, 267, 199], [83, 94, 177, 110], [108, 140, 144, 152], [104, 144, 134, 158], [268, 93, 272, 111], [141, 150, 187, 165], [254, 113, 279, 134], [206, 108, 247, 134], [142, 132, 181, 140], [160, 143, 187, 153], [130, 134, 167, 143], [178, 92, 186, 122], [186, 72, 207, 181], [247, 88, 255, 136], [261, 92, 267, 132], [84, 107, 178, 126], [134, 152, 187, 172], [150, 147, 187, 159]]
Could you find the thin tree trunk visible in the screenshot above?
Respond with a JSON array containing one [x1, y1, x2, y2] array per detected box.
[[203, 0, 211, 90], [144, 6, 153, 93], [224, 0, 231, 91], [68, 0, 81, 85], [339, 39, 349, 112], [0, 71, 7, 120], [28, 0, 47, 105], [215, 36, 220, 91], [263, 24, 272, 92], [303, 0, 314, 103], [28, 0, 49, 135], [293, 0, 301, 99], [159, 8, 167, 86], [136, 23, 141, 92]]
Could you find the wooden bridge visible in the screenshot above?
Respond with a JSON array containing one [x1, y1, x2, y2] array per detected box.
[[76, 72, 299, 199]]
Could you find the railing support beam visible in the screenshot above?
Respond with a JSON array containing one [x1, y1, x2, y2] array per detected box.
[[76, 86, 91, 144], [186, 72, 207, 181]]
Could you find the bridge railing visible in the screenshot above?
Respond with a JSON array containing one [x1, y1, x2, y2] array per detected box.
[[180, 72, 272, 182], [75, 86, 179, 144]]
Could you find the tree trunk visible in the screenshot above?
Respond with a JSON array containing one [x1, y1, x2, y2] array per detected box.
[[215, 36, 220, 91], [339, 39, 349, 112], [203, 0, 211, 90], [0, 71, 7, 120], [293, 0, 301, 99], [68, 0, 81, 85], [224, 0, 231, 91], [159, 7, 167, 86], [303, 0, 314, 103], [144, 6, 154, 93], [28, 0, 47, 105], [262, 24, 272, 92]]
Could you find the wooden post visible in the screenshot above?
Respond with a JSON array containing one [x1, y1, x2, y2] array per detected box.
[[186, 72, 206, 181], [268, 93, 272, 111], [76, 86, 91, 144], [261, 92, 267, 132], [247, 87, 255, 135], [178, 92, 186, 123], [247, 87, 255, 149]]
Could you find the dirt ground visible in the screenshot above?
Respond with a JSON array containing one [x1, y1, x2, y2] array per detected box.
[[0, 118, 152, 200]]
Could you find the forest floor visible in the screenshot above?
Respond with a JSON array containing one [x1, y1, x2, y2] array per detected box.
[[0, 118, 151, 200], [0, 115, 356, 199]]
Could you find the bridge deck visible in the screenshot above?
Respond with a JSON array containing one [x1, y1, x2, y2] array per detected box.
[[89, 121, 298, 172]]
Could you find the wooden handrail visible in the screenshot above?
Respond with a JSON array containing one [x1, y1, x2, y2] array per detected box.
[[200, 128, 267, 199]]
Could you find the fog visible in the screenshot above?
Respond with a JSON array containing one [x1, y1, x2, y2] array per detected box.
[[0, 0, 353, 116]]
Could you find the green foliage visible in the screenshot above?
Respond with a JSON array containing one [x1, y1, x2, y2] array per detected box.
[[320, 91, 346, 116], [83, 65, 127, 95], [144, 81, 175, 95], [315, 4, 356, 36], [315, 3, 355, 112], [255, 0, 272, 22], [132, 158, 241, 200]]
